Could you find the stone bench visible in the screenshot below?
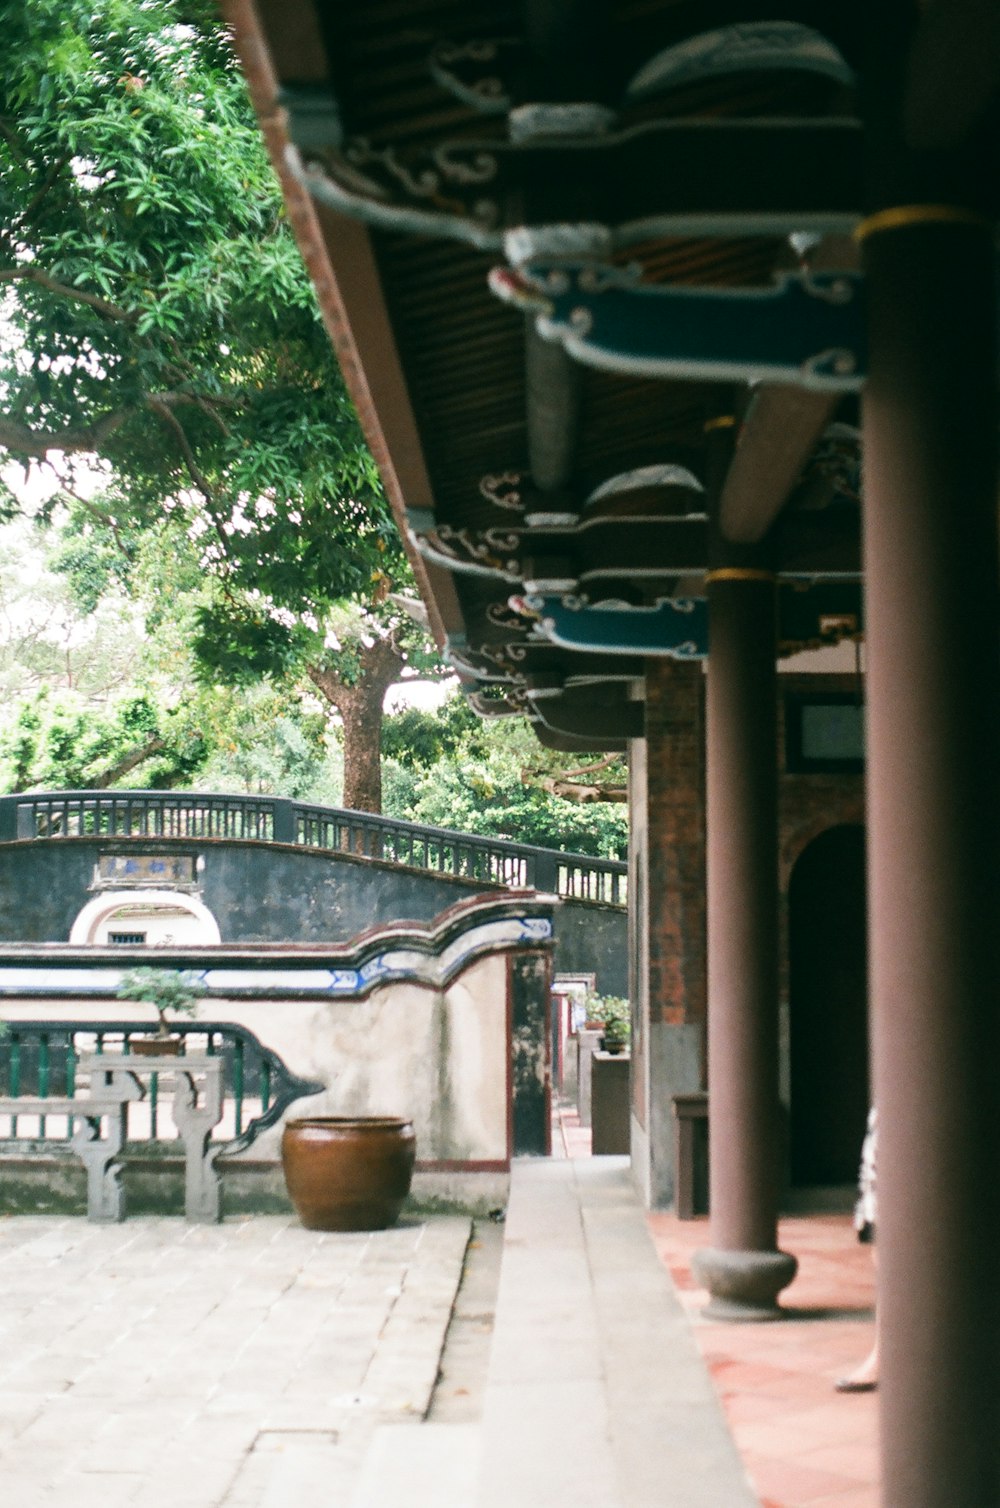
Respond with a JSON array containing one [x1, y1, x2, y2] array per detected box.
[[0, 1021, 326, 1222], [79, 1055, 225, 1223], [0, 1078, 143, 1222], [0, 1059, 224, 1224]]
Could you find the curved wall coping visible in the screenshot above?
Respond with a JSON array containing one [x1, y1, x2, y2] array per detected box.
[[0, 891, 556, 1002]]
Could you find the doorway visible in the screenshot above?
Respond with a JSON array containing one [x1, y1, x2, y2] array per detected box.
[[788, 824, 869, 1186]]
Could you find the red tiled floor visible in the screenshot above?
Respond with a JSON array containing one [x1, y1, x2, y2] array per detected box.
[[554, 1100, 879, 1506], [648, 1209, 879, 1508]]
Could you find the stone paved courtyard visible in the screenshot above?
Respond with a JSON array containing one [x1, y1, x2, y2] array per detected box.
[[0, 1213, 471, 1508]]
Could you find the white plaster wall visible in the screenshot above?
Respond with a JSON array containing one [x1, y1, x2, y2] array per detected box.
[[0, 950, 511, 1166], [96, 907, 213, 947]]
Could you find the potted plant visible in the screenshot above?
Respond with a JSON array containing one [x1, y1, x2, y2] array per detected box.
[[587, 993, 631, 1055], [115, 968, 206, 1055]]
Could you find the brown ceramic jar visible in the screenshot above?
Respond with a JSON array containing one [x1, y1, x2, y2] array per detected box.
[[281, 1116, 416, 1232]]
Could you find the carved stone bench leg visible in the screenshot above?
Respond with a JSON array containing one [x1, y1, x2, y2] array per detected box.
[[71, 1110, 127, 1223], [172, 1071, 224, 1224]]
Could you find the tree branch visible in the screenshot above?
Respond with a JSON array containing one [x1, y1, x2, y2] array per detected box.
[[0, 266, 137, 322], [88, 734, 167, 788], [0, 119, 29, 168], [306, 634, 407, 714], [546, 753, 621, 783], [0, 408, 137, 458], [146, 396, 217, 502], [17, 156, 71, 229], [0, 389, 226, 461], [534, 774, 628, 804], [43, 464, 130, 553]]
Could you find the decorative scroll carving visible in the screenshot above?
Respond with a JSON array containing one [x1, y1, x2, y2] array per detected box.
[[445, 641, 511, 680], [467, 689, 529, 718], [415, 524, 523, 580], [479, 471, 525, 511], [485, 601, 534, 634], [476, 641, 530, 674], [520, 584, 863, 661], [526, 594, 710, 659], [338, 135, 498, 196], [287, 138, 504, 252], [428, 38, 519, 116], [289, 115, 862, 252]]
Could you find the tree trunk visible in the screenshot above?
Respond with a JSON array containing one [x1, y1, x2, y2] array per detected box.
[[307, 635, 406, 814], [338, 681, 386, 813]]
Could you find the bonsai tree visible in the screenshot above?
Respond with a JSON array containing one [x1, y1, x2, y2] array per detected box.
[[586, 993, 631, 1050], [115, 968, 206, 1039]]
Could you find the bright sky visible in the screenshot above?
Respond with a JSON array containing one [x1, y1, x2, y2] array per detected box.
[[1, 457, 458, 709]]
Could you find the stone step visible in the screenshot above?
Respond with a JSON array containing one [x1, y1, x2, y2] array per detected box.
[[476, 1157, 760, 1508], [348, 1422, 481, 1508]]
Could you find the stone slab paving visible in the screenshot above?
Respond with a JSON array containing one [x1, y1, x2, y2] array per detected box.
[[0, 1212, 470, 1508]]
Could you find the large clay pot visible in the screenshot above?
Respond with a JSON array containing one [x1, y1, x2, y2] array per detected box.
[[281, 1116, 416, 1232]]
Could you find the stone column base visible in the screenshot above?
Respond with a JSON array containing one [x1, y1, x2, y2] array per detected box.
[[691, 1246, 798, 1321]]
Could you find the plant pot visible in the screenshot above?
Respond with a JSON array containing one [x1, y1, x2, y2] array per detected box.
[[130, 1035, 184, 1057], [281, 1116, 416, 1232]]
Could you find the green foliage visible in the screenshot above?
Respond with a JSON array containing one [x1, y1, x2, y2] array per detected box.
[[381, 694, 628, 858], [0, 0, 405, 685], [0, 685, 210, 792], [189, 682, 329, 798], [114, 967, 205, 1034], [585, 993, 631, 1044], [0, 514, 145, 702], [380, 697, 487, 770]]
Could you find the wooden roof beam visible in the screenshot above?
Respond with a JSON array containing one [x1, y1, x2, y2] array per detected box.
[[718, 385, 841, 544]]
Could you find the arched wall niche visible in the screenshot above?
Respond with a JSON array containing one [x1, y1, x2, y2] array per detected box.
[[69, 890, 222, 947]]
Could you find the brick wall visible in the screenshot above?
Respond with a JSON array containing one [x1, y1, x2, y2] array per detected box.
[[636, 669, 864, 1047], [631, 665, 864, 1205]]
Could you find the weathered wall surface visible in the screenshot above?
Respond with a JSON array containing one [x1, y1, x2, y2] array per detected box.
[[0, 838, 626, 988], [0, 892, 555, 1184]]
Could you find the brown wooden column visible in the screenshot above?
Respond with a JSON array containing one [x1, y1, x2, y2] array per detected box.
[[692, 563, 797, 1317], [861, 210, 1000, 1506]]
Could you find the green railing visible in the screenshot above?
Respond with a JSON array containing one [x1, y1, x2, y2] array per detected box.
[[0, 790, 628, 906], [0, 1020, 321, 1155]]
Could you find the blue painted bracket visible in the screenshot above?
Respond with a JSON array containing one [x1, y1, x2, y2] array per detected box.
[[526, 596, 709, 658], [526, 582, 863, 658], [493, 265, 866, 392]]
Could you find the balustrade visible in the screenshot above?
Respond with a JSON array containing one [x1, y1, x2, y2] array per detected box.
[[0, 791, 626, 906]]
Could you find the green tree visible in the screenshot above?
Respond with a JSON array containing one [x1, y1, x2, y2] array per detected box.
[[0, 514, 144, 702], [0, 685, 209, 792], [381, 695, 629, 859], [0, 0, 435, 810]]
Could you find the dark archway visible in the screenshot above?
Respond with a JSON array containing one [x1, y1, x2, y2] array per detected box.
[[789, 824, 869, 1186]]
